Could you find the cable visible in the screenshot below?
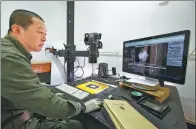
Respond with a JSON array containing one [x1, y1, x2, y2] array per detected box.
[[65, 47, 89, 79], [74, 66, 84, 78], [63, 55, 85, 79], [74, 57, 85, 78], [74, 57, 81, 73], [91, 68, 98, 77]]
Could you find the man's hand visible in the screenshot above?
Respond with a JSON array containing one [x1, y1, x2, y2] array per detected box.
[[55, 93, 65, 98], [84, 98, 103, 113]]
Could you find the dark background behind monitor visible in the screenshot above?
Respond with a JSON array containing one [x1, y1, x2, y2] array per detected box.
[[123, 30, 190, 85]]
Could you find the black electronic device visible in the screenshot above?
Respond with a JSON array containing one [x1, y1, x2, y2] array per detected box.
[[84, 33, 103, 63], [112, 67, 116, 75], [98, 63, 109, 78], [123, 30, 190, 85], [137, 98, 171, 119], [45, 32, 103, 82]]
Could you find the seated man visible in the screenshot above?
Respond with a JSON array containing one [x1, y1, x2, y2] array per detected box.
[[1, 9, 102, 129]]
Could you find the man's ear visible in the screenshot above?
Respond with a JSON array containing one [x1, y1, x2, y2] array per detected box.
[[11, 24, 22, 37]]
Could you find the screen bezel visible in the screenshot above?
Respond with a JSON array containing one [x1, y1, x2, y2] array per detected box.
[[122, 30, 190, 84]]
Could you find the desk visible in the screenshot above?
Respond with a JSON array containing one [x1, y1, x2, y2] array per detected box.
[[51, 76, 187, 129]]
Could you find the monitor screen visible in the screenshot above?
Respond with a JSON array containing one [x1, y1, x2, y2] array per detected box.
[[123, 30, 190, 84]]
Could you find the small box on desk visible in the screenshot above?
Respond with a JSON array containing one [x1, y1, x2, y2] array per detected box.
[[31, 62, 51, 84], [120, 82, 170, 103]]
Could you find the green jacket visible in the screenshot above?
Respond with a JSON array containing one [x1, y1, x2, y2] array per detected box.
[[1, 35, 81, 128]]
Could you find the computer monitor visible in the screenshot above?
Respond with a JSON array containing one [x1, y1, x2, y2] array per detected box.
[[123, 30, 190, 85]]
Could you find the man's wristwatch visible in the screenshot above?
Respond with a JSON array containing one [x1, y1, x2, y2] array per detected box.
[[81, 103, 86, 113]]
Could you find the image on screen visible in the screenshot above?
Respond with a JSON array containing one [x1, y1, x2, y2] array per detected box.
[[123, 34, 185, 81]]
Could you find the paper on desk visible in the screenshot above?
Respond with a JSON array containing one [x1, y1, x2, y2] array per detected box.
[[50, 56, 66, 85]]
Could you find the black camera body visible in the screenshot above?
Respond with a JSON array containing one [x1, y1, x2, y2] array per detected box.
[[84, 33, 101, 44], [84, 33, 103, 63], [84, 33, 103, 49]]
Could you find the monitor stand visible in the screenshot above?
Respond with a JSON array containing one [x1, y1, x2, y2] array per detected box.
[[127, 77, 164, 87], [146, 77, 165, 87]]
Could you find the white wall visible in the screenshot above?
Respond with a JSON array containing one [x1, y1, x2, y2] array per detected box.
[[1, 1, 195, 123], [1, 1, 68, 85], [1, 1, 67, 62]]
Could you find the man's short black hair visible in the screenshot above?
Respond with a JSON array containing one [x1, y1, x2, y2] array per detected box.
[[8, 9, 44, 34]]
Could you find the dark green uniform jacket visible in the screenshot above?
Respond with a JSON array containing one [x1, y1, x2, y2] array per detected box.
[[1, 35, 81, 129]]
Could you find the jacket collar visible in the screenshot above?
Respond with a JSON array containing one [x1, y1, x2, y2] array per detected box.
[[4, 34, 32, 60]]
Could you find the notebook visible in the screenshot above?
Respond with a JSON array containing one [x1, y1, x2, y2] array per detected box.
[[103, 99, 158, 129]]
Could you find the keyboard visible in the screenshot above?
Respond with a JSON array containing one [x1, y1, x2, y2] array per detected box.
[[56, 84, 90, 100]]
